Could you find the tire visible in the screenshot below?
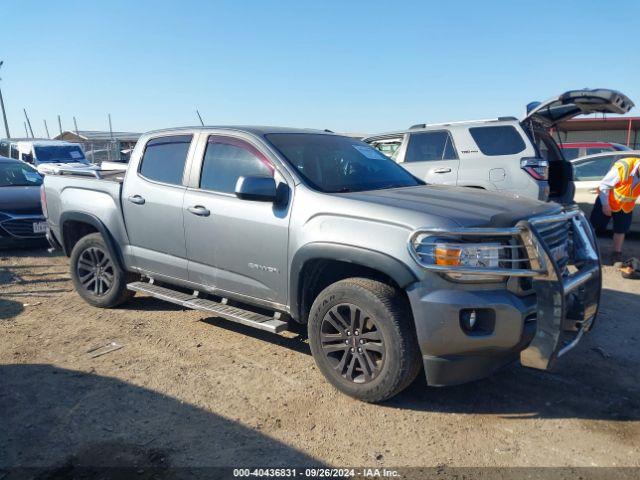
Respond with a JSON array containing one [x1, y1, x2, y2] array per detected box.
[[308, 277, 422, 403], [69, 233, 134, 308]]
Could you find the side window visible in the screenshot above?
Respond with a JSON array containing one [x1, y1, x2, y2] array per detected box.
[[573, 156, 615, 181], [10, 145, 20, 160], [139, 135, 192, 185], [405, 131, 457, 163], [586, 147, 612, 155], [469, 125, 526, 156], [369, 137, 403, 160], [200, 136, 274, 194]]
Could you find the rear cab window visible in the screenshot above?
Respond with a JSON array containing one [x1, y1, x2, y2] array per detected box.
[[139, 135, 193, 185], [405, 131, 457, 162], [468, 125, 526, 156]]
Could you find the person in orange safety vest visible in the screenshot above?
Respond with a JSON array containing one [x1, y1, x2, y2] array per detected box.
[[590, 156, 640, 265]]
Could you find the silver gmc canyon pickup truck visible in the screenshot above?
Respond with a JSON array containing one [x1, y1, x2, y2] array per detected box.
[[42, 127, 601, 402]]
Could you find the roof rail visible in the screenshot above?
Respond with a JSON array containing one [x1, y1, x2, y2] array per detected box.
[[497, 116, 518, 121]]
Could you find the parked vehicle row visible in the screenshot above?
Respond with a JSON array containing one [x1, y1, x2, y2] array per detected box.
[[0, 139, 90, 173], [42, 126, 602, 402], [0, 156, 47, 247], [364, 88, 633, 205]]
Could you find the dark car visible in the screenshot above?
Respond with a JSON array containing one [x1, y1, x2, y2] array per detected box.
[[0, 156, 48, 248]]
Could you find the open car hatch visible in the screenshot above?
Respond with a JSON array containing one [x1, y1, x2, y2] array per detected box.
[[524, 88, 634, 128]]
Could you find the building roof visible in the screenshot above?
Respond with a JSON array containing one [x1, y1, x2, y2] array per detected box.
[[557, 116, 640, 132], [54, 130, 142, 142]]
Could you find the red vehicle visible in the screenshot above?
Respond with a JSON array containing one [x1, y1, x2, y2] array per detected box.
[[559, 141, 631, 160]]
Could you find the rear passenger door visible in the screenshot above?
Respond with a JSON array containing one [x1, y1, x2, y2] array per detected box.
[[399, 131, 459, 185], [122, 134, 195, 280], [183, 134, 291, 306]]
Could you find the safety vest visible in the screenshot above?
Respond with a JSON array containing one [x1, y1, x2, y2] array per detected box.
[[609, 157, 640, 213]]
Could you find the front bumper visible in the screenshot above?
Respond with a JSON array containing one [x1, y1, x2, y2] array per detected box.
[[0, 213, 48, 248], [407, 209, 601, 386]]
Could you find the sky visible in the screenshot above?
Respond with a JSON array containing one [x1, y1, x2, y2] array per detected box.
[[1, 0, 639, 137]]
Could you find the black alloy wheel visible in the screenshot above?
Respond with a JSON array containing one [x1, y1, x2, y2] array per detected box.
[[76, 246, 115, 296], [320, 303, 385, 384]]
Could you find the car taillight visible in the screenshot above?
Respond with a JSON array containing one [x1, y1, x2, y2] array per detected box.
[[40, 185, 48, 218], [521, 157, 549, 181]]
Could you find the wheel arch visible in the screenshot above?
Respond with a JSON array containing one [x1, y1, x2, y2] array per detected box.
[[289, 242, 417, 323], [60, 211, 125, 271]]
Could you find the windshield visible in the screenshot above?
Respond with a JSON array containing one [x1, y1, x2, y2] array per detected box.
[[34, 145, 86, 164], [266, 133, 422, 193], [0, 162, 43, 187]]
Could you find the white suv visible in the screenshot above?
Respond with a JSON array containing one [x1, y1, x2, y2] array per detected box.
[[364, 89, 633, 204]]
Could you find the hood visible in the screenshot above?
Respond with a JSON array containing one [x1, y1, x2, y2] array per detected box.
[[0, 186, 43, 215], [523, 88, 634, 128], [341, 185, 561, 228]]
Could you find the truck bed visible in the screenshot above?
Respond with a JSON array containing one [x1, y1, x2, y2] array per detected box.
[[43, 168, 127, 247]]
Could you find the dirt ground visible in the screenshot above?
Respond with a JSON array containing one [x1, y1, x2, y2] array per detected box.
[[1, 235, 639, 473]]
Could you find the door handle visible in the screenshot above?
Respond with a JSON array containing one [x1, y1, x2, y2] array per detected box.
[[433, 168, 452, 174], [187, 205, 211, 217], [128, 195, 145, 205], [588, 188, 598, 194]]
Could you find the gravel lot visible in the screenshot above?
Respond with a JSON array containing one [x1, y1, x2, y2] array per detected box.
[[1, 236, 639, 472]]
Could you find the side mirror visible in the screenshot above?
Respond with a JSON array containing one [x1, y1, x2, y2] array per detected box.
[[235, 176, 277, 202]]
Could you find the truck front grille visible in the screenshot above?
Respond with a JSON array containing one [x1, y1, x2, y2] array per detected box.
[[535, 219, 571, 274]]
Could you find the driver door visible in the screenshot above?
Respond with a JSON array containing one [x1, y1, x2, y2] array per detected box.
[[184, 134, 291, 306]]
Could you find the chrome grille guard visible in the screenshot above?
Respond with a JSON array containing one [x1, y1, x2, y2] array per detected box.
[[408, 209, 599, 284], [409, 209, 602, 370]]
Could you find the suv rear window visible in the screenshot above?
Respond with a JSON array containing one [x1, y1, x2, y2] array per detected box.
[[139, 135, 192, 185], [468, 125, 526, 156]]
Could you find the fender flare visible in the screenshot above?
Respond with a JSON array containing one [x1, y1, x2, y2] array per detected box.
[[59, 211, 125, 270], [289, 242, 418, 321]]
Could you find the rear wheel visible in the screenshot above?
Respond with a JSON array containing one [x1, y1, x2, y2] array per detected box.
[[69, 233, 134, 308], [308, 278, 421, 403]]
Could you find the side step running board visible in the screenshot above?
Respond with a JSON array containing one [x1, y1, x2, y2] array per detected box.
[[127, 281, 288, 333]]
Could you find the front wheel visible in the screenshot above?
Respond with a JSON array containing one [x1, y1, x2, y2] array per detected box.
[[69, 233, 134, 308], [308, 278, 421, 403]]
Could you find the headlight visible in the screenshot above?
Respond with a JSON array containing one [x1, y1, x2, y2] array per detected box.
[[431, 242, 501, 268], [409, 233, 526, 282]]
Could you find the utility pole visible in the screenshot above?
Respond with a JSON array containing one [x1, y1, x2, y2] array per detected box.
[[108, 113, 114, 162], [43, 119, 50, 138], [57, 115, 62, 136], [73, 116, 79, 135], [23, 108, 34, 137], [196, 109, 204, 126], [0, 61, 10, 138]]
